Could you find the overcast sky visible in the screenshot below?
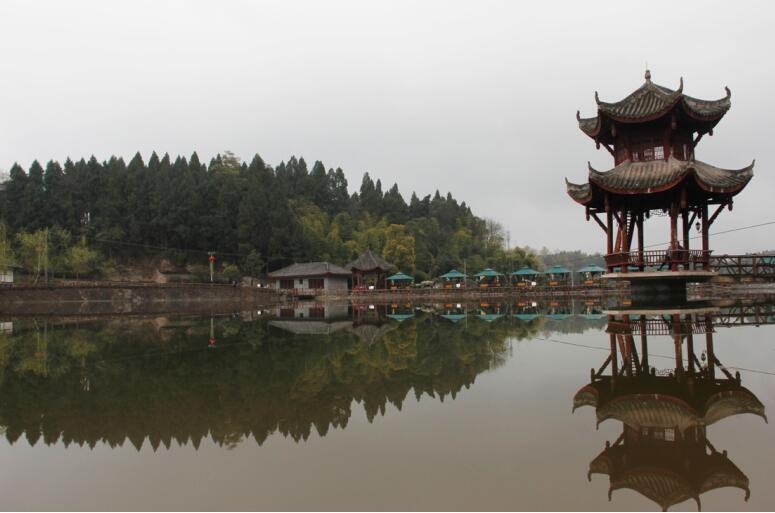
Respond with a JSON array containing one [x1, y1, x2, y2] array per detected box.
[[1, 0, 773, 253]]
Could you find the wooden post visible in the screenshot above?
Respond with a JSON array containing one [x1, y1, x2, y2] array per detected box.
[[606, 208, 613, 271], [670, 202, 679, 271], [673, 314, 683, 374], [639, 316, 649, 374], [701, 202, 710, 270], [687, 331, 695, 374], [637, 213, 644, 270], [682, 209, 690, 250], [681, 209, 690, 270], [620, 206, 628, 273], [610, 331, 618, 386], [705, 316, 714, 379]]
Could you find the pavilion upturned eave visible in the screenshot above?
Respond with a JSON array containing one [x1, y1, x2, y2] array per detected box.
[[565, 157, 754, 208], [577, 73, 731, 141]]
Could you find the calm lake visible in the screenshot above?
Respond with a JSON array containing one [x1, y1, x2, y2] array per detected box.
[[1, 300, 773, 511]]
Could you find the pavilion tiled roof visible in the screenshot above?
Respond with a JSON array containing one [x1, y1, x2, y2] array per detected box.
[[589, 443, 750, 511], [566, 156, 754, 205], [577, 70, 731, 138], [346, 249, 393, 272], [268, 261, 351, 278], [573, 381, 766, 429]]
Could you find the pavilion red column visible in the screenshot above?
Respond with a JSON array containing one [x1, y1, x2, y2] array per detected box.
[[670, 203, 679, 271], [620, 206, 628, 274]]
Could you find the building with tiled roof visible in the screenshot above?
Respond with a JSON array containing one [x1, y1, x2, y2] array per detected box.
[[267, 261, 351, 293], [346, 249, 394, 290]]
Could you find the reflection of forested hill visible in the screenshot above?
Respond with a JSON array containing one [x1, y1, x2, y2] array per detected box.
[[0, 313, 540, 450]]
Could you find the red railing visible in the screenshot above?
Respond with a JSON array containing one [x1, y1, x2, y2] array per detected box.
[[605, 250, 711, 272]]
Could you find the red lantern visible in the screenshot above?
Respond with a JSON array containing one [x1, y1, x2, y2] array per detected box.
[[208, 255, 216, 263]]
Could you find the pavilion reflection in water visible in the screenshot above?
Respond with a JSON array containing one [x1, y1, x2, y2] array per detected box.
[[574, 309, 767, 511]]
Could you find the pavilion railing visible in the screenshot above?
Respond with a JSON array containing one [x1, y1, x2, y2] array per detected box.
[[605, 249, 711, 273], [607, 318, 712, 336]]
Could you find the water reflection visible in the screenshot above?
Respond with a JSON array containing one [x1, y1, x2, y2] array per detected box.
[[1, 299, 604, 451], [574, 307, 768, 511]]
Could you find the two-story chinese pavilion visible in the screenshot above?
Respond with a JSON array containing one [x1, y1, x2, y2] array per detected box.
[[566, 70, 754, 279]]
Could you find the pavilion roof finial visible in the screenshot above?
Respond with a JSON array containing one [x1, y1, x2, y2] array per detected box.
[[645, 68, 651, 81]]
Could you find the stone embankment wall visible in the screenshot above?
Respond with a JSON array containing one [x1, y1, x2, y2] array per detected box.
[[0, 283, 279, 316]]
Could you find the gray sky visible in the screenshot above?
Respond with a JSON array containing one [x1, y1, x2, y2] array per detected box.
[[1, 0, 773, 253]]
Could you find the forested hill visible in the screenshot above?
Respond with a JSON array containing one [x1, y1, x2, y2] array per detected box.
[[0, 151, 537, 280]]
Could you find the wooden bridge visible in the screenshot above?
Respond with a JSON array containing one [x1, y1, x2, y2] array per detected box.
[[709, 254, 775, 280], [603, 250, 775, 281]]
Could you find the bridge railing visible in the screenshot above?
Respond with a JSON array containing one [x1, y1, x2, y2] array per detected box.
[[709, 254, 775, 278], [605, 250, 711, 272]]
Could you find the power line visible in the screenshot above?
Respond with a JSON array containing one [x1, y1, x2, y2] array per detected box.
[[93, 238, 249, 258], [538, 336, 775, 377], [539, 219, 775, 270], [644, 220, 775, 249]]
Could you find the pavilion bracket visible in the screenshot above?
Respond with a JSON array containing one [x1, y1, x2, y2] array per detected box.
[[590, 212, 607, 233], [708, 202, 728, 227]]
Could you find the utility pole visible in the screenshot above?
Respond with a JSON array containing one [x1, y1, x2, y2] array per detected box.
[[44, 228, 49, 285], [208, 252, 216, 283]]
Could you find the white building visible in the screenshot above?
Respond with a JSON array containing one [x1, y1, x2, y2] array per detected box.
[[267, 262, 350, 294], [0, 269, 13, 284]]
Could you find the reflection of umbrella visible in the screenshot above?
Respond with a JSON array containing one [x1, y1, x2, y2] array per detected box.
[[477, 313, 504, 322], [269, 320, 351, 336], [440, 314, 467, 322], [580, 313, 605, 320], [545, 314, 571, 320], [387, 313, 414, 322], [513, 314, 539, 321]]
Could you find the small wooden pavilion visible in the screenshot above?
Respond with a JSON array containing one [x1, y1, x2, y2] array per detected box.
[[567, 70, 754, 275], [511, 266, 539, 287], [347, 249, 394, 290], [438, 269, 466, 289], [474, 268, 504, 288], [577, 264, 605, 285], [386, 271, 413, 290], [542, 265, 571, 287]]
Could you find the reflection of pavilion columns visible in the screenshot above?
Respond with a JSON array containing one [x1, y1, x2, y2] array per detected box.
[[576, 311, 767, 511]]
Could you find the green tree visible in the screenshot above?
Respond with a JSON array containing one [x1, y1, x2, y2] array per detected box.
[[67, 237, 100, 279]]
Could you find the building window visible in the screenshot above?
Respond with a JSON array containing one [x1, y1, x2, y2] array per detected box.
[[643, 147, 654, 161], [309, 307, 325, 318], [665, 428, 675, 442], [279, 279, 294, 289], [309, 278, 324, 289], [654, 146, 664, 159], [298, 279, 304, 285]]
